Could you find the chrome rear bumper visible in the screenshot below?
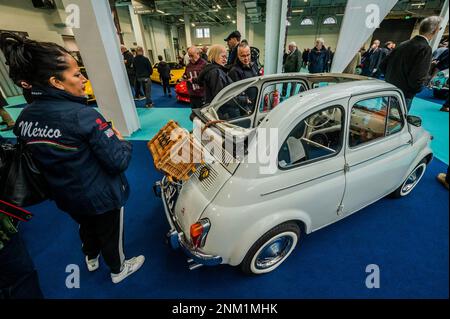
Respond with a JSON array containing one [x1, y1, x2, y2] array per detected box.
[[154, 178, 222, 269]]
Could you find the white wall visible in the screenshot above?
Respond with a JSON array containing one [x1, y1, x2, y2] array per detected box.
[[0, 0, 71, 46], [143, 17, 174, 62], [117, 6, 137, 49]]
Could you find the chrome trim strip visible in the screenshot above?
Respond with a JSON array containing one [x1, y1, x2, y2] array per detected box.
[[261, 169, 343, 197], [348, 143, 411, 168]]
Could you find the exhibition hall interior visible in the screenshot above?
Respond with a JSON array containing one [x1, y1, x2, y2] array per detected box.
[[0, 0, 448, 299]]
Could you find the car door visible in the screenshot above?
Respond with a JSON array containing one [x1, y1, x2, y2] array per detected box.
[[259, 101, 348, 231], [342, 91, 415, 216], [210, 75, 312, 128]]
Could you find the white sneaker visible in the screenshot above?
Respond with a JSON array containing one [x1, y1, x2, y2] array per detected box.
[[85, 255, 100, 272], [111, 255, 145, 284]]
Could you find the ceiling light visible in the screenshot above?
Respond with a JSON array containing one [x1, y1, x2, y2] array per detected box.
[[232, 20, 236, 24], [191, 23, 196, 27], [292, 9, 304, 13], [179, 18, 184, 22], [410, 2, 425, 6], [217, 4, 221, 9], [227, 15, 231, 19], [156, 9, 165, 14]]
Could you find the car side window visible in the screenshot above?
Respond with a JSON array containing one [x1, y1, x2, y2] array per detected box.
[[349, 96, 404, 148], [386, 97, 404, 136], [260, 82, 306, 113], [278, 105, 344, 168], [217, 86, 259, 121]]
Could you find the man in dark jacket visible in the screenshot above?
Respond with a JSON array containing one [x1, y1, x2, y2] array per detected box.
[[370, 41, 395, 78], [133, 46, 153, 107], [229, 43, 259, 115], [308, 38, 329, 74], [120, 45, 135, 89], [224, 31, 241, 68], [184, 46, 207, 110], [229, 43, 260, 82], [157, 55, 172, 97], [302, 49, 309, 68], [283, 42, 302, 74], [361, 40, 380, 76], [283, 42, 302, 96], [380, 16, 442, 111]]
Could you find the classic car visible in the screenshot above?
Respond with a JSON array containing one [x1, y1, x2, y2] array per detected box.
[[80, 67, 95, 103], [151, 62, 185, 85], [430, 68, 449, 100], [175, 79, 190, 103], [153, 74, 433, 275]]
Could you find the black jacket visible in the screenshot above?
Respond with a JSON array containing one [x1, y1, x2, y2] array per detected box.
[[122, 50, 135, 77], [157, 61, 171, 80], [370, 47, 391, 76], [380, 36, 432, 99], [284, 48, 302, 73], [13, 86, 132, 216], [198, 63, 233, 104], [226, 46, 238, 67], [308, 47, 329, 73], [228, 61, 259, 82], [134, 55, 153, 79]]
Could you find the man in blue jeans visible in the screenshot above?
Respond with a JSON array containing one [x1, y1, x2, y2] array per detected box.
[[133, 47, 154, 108]]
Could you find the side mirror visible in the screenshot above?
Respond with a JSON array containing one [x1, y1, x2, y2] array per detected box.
[[407, 115, 422, 127]]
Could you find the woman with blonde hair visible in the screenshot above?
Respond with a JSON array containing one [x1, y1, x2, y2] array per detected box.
[[198, 45, 237, 118]]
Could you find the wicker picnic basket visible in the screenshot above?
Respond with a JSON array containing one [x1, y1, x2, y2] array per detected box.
[[148, 120, 203, 182]]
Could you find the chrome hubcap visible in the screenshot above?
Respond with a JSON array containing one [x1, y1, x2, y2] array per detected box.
[[402, 165, 425, 194], [255, 236, 294, 270]]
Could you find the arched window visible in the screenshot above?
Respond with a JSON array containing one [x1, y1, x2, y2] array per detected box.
[[300, 17, 314, 26], [323, 17, 337, 25]]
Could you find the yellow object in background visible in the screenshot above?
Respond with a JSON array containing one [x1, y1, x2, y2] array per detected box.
[[151, 62, 186, 85]]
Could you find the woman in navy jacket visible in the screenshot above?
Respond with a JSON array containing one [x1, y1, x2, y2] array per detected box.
[[0, 33, 144, 284]]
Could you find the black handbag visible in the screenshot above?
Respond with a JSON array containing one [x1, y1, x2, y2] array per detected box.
[[0, 141, 49, 207]]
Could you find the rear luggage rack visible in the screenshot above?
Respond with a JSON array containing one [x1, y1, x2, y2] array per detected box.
[[148, 120, 204, 182]]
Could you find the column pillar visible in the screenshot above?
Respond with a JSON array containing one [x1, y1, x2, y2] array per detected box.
[[237, 0, 246, 39], [128, 3, 149, 55], [184, 14, 192, 48], [62, 0, 140, 136], [430, 0, 449, 52], [264, 0, 288, 75]]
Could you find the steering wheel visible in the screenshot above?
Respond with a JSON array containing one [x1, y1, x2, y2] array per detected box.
[[304, 108, 336, 129]]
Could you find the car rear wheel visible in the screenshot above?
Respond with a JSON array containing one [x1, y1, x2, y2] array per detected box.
[[390, 160, 427, 198], [241, 222, 300, 275]]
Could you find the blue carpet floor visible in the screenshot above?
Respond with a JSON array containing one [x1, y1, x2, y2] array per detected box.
[[19, 141, 449, 299]]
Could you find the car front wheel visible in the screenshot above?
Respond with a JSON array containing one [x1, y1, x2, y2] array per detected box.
[[391, 160, 427, 198], [241, 222, 300, 275]]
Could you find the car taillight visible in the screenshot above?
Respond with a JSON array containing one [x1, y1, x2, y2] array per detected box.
[[190, 219, 211, 248]]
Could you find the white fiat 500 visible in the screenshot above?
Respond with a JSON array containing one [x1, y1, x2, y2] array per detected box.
[[153, 74, 433, 274]]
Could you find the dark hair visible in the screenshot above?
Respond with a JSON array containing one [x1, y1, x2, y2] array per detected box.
[[0, 32, 70, 87], [158, 55, 163, 61]]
